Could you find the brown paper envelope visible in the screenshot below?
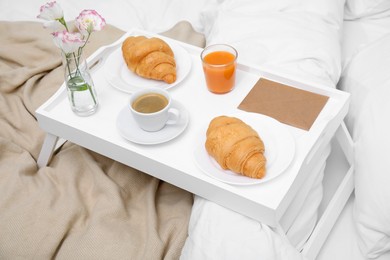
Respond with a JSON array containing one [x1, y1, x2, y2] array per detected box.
[[238, 78, 329, 131]]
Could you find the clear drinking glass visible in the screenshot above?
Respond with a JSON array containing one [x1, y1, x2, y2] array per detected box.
[[201, 44, 238, 94]]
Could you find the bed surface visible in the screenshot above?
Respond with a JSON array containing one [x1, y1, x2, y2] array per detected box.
[[1, 0, 390, 259], [0, 0, 347, 259], [337, 2, 390, 259]]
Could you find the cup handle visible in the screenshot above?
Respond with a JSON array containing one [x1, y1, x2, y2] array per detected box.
[[166, 108, 180, 125]]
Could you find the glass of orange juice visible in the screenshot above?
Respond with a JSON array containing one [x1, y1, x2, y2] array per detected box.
[[201, 44, 238, 94]]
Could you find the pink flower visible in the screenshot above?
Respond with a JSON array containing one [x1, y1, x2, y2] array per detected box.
[[38, 3, 106, 56], [52, 31, 85, 54], [75, 10, 106, 35], [37, 1, 63, 21]]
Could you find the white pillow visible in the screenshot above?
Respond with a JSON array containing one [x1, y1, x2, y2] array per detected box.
[[201, 0, 345, 87], [338, 34, 390, 259], [345, 0, 390, 20], [213, 0, 345, 26], [353, 85, 390, 259]]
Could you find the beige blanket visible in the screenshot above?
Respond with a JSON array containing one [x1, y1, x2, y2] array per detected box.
[[0, 21, 198, 259]]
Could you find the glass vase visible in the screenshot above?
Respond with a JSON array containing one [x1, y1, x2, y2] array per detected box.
[[62, 52, 99, 116]]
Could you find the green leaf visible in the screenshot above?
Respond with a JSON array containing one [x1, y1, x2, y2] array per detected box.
[[67, 76, 90, 91]]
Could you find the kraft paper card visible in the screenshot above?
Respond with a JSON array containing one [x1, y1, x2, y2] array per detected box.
[[238, 78, 329, 131]]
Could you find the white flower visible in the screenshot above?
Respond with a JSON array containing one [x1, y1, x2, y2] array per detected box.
[[37, 2, 106, 55], [43, 20, 65, 32], [75, 10, 106, 35], [52, 31, 85, 54], [37, 1, 64, 21]]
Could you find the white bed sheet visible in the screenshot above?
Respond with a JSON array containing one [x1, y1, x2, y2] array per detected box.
[[339, 19, 390, 259], [1, 0, 346, 259]]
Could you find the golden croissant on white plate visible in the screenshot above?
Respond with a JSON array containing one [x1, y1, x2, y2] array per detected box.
[[205, 116, 267, 179], [121, 36, 177, 84]]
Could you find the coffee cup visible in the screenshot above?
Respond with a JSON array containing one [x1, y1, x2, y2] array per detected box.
[[129, 87, 180, 132]]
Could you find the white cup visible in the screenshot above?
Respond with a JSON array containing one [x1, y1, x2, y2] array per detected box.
[[129, 87, 180, 132]]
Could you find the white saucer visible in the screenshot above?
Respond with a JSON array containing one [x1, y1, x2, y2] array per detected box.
[[116, 100, 189, 145]]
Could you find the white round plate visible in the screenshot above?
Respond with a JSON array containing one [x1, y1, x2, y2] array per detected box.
[[194, 112, 295, 185], [104, 38, 192, 93], [116, 100, 189, 145]]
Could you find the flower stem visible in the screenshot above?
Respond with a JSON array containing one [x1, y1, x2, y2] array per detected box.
[[87, 84, 97, 105], [58, 17, 69, 32], [71, 89, 76, 107], [73, 52, 81, 76], [80, 33, 91, 50], [64, 53, 74, 80]]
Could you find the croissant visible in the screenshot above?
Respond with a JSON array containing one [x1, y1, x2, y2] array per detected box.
[[205, 116, 267, 179], [121, 36, 177, 84]]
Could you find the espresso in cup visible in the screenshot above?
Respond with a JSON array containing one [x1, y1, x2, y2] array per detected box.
[[132, 93, 168, 114], [129, 87, 180, 132]]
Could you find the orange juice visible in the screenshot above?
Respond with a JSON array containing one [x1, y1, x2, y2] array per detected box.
[[201, 46, 237, 94]]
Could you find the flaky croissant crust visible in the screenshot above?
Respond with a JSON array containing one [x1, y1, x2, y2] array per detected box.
[[205, 116, 267, 179], [121, 36, 177, 84]]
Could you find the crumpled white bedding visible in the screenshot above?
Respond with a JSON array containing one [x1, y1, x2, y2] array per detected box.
[[339, 33, 390, 260], [341, 17, 390, 71], [1, 0, 347, 259], [181, 196, 305, 260], [339, 1, 390, 257]]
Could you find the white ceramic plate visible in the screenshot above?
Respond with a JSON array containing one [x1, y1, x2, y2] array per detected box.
[[116, 100, 189, 145], [194, 112, 295, 185], [104, 37, 192, 93]]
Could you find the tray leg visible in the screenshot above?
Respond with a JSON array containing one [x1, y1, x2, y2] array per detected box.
[[301, 122, 355, 259], [37, 133, 60, 168]]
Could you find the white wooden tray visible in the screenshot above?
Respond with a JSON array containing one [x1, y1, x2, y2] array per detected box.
[[36, 29, 351, 234]]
